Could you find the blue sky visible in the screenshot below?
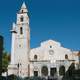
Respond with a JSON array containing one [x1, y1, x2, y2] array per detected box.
[[0, 0, 80, 53]]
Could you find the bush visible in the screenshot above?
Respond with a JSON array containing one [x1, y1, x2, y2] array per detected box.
[[7, 74, 23, 80]]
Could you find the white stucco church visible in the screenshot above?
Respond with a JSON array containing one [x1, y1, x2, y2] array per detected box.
[[8, 2, 79, 78]]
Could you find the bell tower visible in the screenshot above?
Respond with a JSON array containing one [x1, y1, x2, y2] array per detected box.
[[9, 2, 30, 77], [16, 2, 30, 50]]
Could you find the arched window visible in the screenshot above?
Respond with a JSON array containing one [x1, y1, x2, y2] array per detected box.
[[20, 16, 24, 22], [21, 10, 23, 13], [34, 55, 37, 60], [65, 54, 68, 59], [20, 27, 23, 34]]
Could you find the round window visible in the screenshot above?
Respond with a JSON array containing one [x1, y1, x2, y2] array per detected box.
[[49, 50, 54, 55]]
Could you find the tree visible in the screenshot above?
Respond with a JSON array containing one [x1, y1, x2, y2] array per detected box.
[[59, 65, 65, 76], [2, 51, 10, 72], [62, 63, 75, 80]]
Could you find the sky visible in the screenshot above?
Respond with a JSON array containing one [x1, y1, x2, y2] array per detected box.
[[0, 0, 80, 53]]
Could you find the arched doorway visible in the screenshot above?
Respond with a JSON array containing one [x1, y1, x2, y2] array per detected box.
[[59, 65, 65, 76], [33, 67, 38, 76], [41, 66, 48, 76]]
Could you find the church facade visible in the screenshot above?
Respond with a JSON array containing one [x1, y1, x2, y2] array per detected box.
[[8, 3, 79, 78]]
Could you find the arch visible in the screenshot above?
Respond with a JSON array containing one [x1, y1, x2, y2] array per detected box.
[[59, 65, 65, 76], [41, 66, 48, 76]]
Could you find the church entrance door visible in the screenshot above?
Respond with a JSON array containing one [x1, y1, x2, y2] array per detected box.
[[50, 67, 57, 76], [34, 71, 38, 76]]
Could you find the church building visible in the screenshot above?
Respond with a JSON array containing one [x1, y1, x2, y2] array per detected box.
[[8, 2, 79, 78]]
